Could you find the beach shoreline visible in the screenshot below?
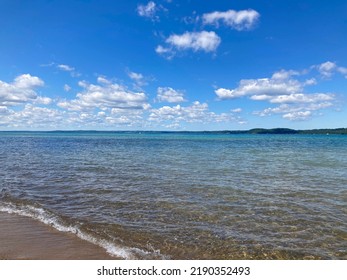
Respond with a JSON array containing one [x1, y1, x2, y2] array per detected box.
[[0, 212, 117, 260]]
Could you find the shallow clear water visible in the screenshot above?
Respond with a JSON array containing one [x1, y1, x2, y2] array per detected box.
[[0, 131, 346, 259]]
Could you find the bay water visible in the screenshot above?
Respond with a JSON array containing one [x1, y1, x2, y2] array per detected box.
[[0, 131, 346, 259]]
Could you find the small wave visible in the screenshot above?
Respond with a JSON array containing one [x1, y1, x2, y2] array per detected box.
[[0, 200, 163, 260]]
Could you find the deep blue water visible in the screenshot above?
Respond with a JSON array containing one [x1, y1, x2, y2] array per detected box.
[[0, 131, 346, 259]]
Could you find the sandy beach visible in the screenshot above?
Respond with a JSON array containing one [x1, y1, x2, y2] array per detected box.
[[0, 212, 117, 260]]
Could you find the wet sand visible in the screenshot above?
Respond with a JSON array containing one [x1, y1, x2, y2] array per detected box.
[[0, 212, 117, 260]]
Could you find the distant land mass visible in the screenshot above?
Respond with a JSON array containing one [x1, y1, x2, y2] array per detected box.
[[212, 128, 347, 135]]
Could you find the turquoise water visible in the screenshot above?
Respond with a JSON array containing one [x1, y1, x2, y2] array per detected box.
[[0, 131, 346, 259]]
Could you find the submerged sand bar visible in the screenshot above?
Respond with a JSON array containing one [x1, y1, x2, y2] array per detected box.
[[0, 212, 116, 260]]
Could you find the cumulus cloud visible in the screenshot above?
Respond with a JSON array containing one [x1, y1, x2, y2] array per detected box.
[[149, 101, 239, 127], [304, 78, 317, 86], [0, 74, 44, 106], [0, 106, 10, 115], [156, 87, 186, 103], [216, 66, 337, 121], [282, 111, 312, 121], [271, 69, 300, 80], [57, 77, 149, 112], [105, 107, 145, 126], [202, 9, 260, 30], [315, 61, 347, 79], [263, 93, 334, 104], [166, 31, 221, 52], [149, 103, 201, 123], [215, 77, 302, 100], [0, 104, 66, 128], [137, 1, 158, 19], [316, 61, 337, 78], [214, 68, 336, 101], [34, 96, 53, 105], [14, 74, 44, 88], [254, 101, 334, 121], [0, 104, 147, 129], [156, 31, 221, 58]]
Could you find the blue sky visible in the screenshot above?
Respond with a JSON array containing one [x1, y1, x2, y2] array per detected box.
[[0, 0, 346, 130]]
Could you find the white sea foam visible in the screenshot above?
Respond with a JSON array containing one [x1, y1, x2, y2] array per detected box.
[[0, 201, 155, 260]]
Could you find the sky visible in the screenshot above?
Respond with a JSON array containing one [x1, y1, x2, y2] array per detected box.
[[0, 0, 346, 130]]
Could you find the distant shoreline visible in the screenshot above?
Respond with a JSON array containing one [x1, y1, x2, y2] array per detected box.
[[0, 128, 347, 135]]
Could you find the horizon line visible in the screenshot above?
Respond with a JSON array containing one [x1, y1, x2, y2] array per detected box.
[[1, 127, 346, 133]]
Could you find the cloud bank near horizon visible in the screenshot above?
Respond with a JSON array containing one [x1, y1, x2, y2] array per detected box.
[[0, 61, 344, 129]]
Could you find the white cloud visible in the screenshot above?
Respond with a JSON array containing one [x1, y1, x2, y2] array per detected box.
[[166, 31, 221, 52], [34, 96, 53, 105], [337, 67, 347, 74], [128, 71, 144, 81], [216, 66, 338, 121], [149, 102, 208, 123], [157, 87, 186, 103], [202, 9, 260, 30], [250, 92, 334, 104], [149, 101, 239, 127], [0, 104, 65, 128], [106, 108, 144, 126], [137, 1, 158, 19], [105, 115, 137, 125], [0, 103, 147, 129], [2, 75, 248, 129], [215, 88, 246, 99], [0, 74, 44, 106], [304, 78, 317, 86], [0, 106, 10, 115], [266, 93, 334, 104], [155, 45, 175, 59], [231, 108, 242, 113], [215, 77, 302, 100], [312, 61, 347, 79], [54, 63, 81, 77], [14, 74, 44, 88], [337, 66, 347, 78], [57, 77, 149, 111], [155, 45, 171, 54], [57, 64, 75, 72], [96, 77, 110, 85], [317, 61, 336, 77], [283, 111, 312, 121], [127, 70, 148, 89], [254, 102, 334, 121], [64, 84, 72, 92], [215, 68, 337, 102], [316, 61, 337, 78], [157, 31, 221, 58], [271, 69, 300, 80]]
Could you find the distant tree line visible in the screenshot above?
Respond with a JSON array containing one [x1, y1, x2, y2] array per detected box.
[[220, 128, 347, 135]]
